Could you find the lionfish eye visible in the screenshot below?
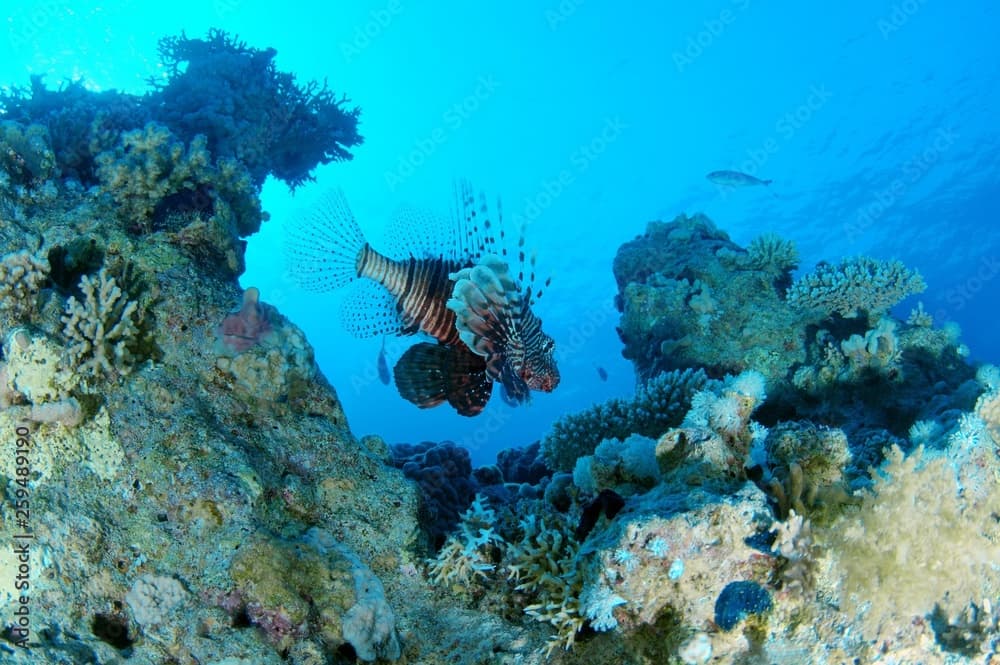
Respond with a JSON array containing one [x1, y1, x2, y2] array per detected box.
[[542, 339, 554, 353]]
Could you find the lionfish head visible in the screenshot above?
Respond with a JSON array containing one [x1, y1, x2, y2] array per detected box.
[[448, 255, 560, 405], [512, 316, 560, 393]]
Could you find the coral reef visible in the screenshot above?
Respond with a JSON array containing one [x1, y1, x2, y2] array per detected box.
[[2, 29, 998, 664], [541, 367, 708, 473], [613, 214, 806, 383], [823, 445, 1000, 643], [390, 440, 478, 548]]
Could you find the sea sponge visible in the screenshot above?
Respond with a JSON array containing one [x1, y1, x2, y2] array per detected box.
[[787, 256, 925, 320]]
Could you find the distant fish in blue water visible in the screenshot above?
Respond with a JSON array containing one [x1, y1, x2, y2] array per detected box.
[[377, 337, 391, 385], [706, 170, 773, 188], [596, 365, 608, 381], [285, 180, 560, 416]]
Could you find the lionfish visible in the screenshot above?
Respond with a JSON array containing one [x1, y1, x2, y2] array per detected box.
[[284, 181, 560, 416]]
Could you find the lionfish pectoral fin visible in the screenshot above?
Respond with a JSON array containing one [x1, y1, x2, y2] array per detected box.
[[393, 343, 491, 416], [498, 361, 531, 405], [447, 254, 522, 364], [393, 343, 450, 410]]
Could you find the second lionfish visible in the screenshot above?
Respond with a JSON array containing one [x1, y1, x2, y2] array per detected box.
[[284, 181, 560, 416]]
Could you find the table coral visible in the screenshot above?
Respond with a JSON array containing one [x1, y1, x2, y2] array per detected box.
[[787, 256, 926, 320]]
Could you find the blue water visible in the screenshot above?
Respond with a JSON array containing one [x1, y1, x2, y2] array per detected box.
[[3, 1, 997, 467]]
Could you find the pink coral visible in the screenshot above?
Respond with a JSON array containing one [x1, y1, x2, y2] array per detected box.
[[218, 286, 272, 352]]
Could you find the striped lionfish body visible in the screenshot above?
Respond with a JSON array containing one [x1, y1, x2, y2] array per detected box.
[[285, 181, 560, 416], [352, 245, 464, 345]]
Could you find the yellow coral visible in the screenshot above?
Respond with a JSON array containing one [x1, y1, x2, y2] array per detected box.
[[824, 445, 1000, 641], [975, 390, 1000, 445]]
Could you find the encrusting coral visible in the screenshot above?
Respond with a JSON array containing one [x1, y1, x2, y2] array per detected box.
[[0, 248, 49, 323]]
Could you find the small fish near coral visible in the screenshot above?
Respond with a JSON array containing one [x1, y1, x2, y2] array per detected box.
[[706, 170, 778, 197], [285, 180, 560, 416], [376, 336, 391, 386]]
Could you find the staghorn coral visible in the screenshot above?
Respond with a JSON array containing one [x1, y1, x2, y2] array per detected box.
[[505, 512, 586, 656], [426, 494, 503, 591], [787, 256, 926, 320], [61, 267, 145, 380], [541, 367, 709, 473]]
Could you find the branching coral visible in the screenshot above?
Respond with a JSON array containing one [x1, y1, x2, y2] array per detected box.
[[505, 513, 586, 655], [720, 232, 799, 282], [62, 267, 145, 380], [787, 256, 926, 320], [769, 511, 818, 596], [426, 494, 503, 590]]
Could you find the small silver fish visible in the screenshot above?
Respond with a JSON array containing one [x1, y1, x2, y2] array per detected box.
[[706, 170, 773, 188], [377, 337, 391, 385], [596, 365, 608, 381]]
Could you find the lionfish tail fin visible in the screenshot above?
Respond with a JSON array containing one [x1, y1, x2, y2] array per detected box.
[[285, 189, 368, 292], [394, 343, 492, 416]]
